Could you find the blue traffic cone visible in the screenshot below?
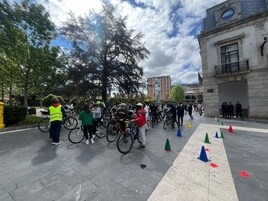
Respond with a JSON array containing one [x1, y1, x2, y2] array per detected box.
[[215, 132, 219, 138], [198, 146, 209, 162], [177, 128, 182, 137]]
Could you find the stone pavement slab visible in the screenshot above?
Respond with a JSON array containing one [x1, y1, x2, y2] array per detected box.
[[148, 123, 239, 201]]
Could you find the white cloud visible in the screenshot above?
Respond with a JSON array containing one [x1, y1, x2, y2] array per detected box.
[[38, 0, 225, 84]]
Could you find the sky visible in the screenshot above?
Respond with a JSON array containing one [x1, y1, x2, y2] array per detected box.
[[9, 0, 226, 84]]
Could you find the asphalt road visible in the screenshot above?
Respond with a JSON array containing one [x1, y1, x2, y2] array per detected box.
[[0, 114, 201, 201], [1, 114, 268, 201]]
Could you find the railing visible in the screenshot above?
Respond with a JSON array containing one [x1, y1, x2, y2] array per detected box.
[[215, 60, 249, 76]]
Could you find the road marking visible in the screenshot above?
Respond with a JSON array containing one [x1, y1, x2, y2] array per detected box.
[[218, 125, 268, 134], [0, 128, 36, 135], [148, 123, 239, 201], [75, 184, 82, 201]]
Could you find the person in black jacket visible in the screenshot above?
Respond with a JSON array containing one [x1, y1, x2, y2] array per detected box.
[[177, 103, 184, 126], [229, 102, 234, 118], [235, 101, 242, 119], [188, 104, 193, 120], [169, 104, 179, 128]]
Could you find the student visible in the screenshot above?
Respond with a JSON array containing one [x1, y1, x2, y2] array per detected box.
[[49, 98, 65, 145], [177, 103, 184, 126], [133, 103, 147, 148], [79, 104, 94, 144]]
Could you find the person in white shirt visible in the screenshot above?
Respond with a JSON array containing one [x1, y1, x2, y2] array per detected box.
[[92, 101, 102, 135]]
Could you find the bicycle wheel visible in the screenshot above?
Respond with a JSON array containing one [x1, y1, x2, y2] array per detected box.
[[117, 131, 134, 154], [95, 125, 106, 138], [102, 118, 109, 127], [63, 116, 78, 130], [38, 117, 50, 133], [163, 120, 167, 129], [136, 132, 142, 144], [68, 127, 84, 144], [106, 123, 118, 142], [146, 120, 151, 131]]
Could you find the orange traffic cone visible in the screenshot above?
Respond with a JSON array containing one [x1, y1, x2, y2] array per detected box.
[[228, 125, 233, 133]]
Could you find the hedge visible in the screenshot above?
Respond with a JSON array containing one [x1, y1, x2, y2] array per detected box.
[[4, 105, 28, 125]]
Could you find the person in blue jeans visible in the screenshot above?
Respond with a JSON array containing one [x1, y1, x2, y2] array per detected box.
[[49, 98, 65, 145]]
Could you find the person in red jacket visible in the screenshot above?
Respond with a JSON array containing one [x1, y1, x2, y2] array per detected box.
[[133, 102, 147, 148]]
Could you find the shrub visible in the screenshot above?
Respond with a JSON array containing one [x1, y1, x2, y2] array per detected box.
[[42, 94, 65, 107], [4, 105, 28, 125], [28, 107, 36, 115]]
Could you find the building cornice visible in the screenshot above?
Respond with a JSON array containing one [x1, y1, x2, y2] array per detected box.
[[198, 11, 268, 40], [214, 33, 245, 46]]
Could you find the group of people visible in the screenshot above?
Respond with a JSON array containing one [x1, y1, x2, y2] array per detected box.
[[144, 103, 195, 129], [48, 99, 148, 148], [221, 101, 242, 119]]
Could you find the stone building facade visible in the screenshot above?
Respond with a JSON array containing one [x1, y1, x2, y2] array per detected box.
[[198, 0, 268, 118]]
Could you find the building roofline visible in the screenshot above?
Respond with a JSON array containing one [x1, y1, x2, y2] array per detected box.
[[198, 11, 268, 40], [205, 0, 228, 12]]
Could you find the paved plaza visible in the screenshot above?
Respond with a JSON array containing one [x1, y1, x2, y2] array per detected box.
[[0, 114, 267, 201]]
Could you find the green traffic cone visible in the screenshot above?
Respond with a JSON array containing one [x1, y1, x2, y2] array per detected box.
[[165, 138, 171, 151], [221, 132, 224, 138], [204, 133, 211, 144]]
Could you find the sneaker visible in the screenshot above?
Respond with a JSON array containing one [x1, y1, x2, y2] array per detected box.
[[85, 139, 89, 145], [91, 138, 94, 144], [52, 141, 62, 145], [92, 135, 96, 139], [140, 144, 146, 149]]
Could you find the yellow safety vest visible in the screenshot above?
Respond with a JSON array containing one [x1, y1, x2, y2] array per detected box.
[[49, 105, 63, 122]]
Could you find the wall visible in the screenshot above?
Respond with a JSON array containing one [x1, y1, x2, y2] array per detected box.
[[199, 13, 268, 118]]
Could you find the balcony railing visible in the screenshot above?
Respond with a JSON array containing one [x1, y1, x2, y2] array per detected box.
[[215, 60, 249, 76]]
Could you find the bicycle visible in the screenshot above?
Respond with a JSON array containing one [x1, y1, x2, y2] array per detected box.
[[106, 117, 124, 142], [116, 121, 142, 155], [151, 112, 159, 127], [163, 113, 175, 129], [38, 110, 78, 132], [68, 124, 106, 144]]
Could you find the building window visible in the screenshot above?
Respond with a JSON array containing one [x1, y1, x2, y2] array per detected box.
[[221, 8, 235, 21], [221, 43, 239, 72]]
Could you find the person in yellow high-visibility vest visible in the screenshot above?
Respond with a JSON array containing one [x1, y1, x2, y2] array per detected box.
[[48, 98, 65, 145]]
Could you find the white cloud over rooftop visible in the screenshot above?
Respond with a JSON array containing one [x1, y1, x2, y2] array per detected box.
[[35, 0, 225, 84]]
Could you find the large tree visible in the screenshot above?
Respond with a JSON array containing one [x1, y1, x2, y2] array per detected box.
[[170, 85, 184, 103], [0, 0, 66, 106], [61, 2, 150, 102]]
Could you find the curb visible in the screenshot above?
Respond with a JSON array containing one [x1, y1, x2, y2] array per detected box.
[[0, 124, 37, 133]]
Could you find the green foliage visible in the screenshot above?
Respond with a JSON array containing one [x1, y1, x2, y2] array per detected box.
[[0, 0, 67, 106], [4, 105, 27, 125], [17, 115, 42, 126], [60, 2, 150, 102], [42, 94, 65, 107], [170, 85, 184, 103]]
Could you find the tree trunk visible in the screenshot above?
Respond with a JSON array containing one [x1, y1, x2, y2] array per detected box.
[[9, 83, 12, 104], [102, 82, 107, 102], [1, 83, 4, 101], [101, 66, 108, 102], [23, 81, 28, 107]]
